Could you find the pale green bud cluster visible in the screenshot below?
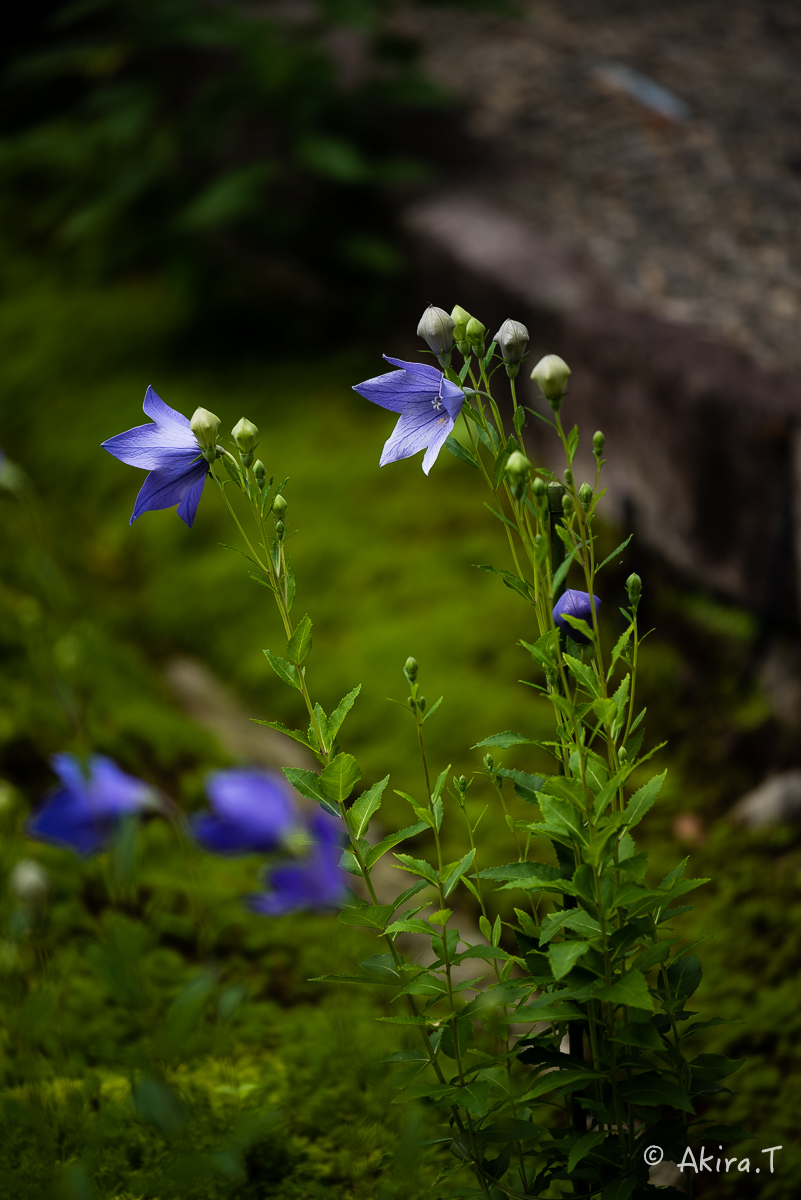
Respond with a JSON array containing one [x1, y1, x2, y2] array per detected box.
[[450, 305, 472, 355]]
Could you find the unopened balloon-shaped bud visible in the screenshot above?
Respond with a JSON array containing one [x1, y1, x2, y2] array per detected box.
[[531, 354, 571, 410], [492, 318, 529, 378], [626, 572, 642, 608], [579, 482, 593, 511], [465, 316, 486, 353], [190, 407, 221, 454], [274, 520, 285, 539], [9, 858, 49, 908], [404, 656, 418, 685], [254, 460, 266, 489], [417, 305, 455, 368], [532, 477, 546, 501], [419, 695, 426, 712], [272, 493, 288, 519], [505, 450, 531, 500], [562, 493, 574, 517], [593, 430, 606, 457], [564, 468, 573, 488], [232, 417, 258, 453], [451, 305, 473, 354], [618, 746, 628, 762]]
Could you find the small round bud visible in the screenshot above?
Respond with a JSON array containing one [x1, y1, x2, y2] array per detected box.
[[190, 407, 221, 451], [483, 753, 494, 773], [9, 859, 48, 908], [618, 746, 628, 762], [232, 417, 258, 454], [563, 468, 573, 488], [404, 657, 418, 685], [458, 775, 467, 790], [419, 696, 426, 712], [532, 477, 546, 500], [531, 354, 571, 410], [626, 573, 642, 607], [492, 318, 529, 378], [451, 305, 472, 340], [593, 430, 606, 456], [417, 305, 455, 367], [562, 493, 574, 516], [505, 450, 531, 500], [274, 520, 285, 538], [465, 317, 486, 352], [272, 493, 288, 519], [579, 482, 593, 511], [254, 460, 266, 489]]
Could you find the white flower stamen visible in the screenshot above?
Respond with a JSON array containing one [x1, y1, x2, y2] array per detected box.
[[431, 397, 443, 411]]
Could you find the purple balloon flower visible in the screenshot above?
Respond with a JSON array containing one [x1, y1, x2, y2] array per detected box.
[[552, 588, 601, 644], [192, 769, 297, 855], [26, 754, 156, 855], [352, 356, 465, 474], [247, 812, 346, 916], [102, 386, 209, 527]]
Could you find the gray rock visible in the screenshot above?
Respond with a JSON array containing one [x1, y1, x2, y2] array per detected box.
[[731, 770, 801, 828]]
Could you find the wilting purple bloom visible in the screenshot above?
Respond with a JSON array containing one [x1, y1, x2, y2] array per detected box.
[[553, 588, 601, 644], [247, 812, 346, 916], [192, 769, 297, 855], [352, 356, 465, 475], [102, 386, 209, 527], [26, 754, 155, 855]]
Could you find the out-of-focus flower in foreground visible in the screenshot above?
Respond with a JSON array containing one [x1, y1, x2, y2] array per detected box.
[[248, 812, 346, 916], [27, 754, 156, 855], [102, 386, 210, 527], [552, 588, 601, 644], [352, 356, 464, 475], [192, 769, 297, 854]]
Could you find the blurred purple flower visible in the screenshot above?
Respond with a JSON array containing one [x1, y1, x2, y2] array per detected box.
[[192, 769, 297, 854], [102, 386, 209, 527], [248, 812, 346, 916], [27, 754, 155, 855], [352, 356, 465, 475], [552, 589, 601, 644]]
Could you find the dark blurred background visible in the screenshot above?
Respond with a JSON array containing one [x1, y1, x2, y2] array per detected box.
[[3, 2, 801, 1197]]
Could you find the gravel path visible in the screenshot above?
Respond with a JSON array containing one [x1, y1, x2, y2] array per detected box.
[[399, 0, 801, 373]]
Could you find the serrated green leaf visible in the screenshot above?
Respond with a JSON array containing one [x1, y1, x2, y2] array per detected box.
[[549, 941, 590, 980], [392, 853, 438, 884], [568, 1129, 606, 1174], [253, 718, 316, 751], [286, 614, 313, 664], [338, 904, 394, 930], [282, 767, 338, 817], [593, 970, 654, 1011], [564, 653, 600, 697], [366, 821, 429, 869], [328, 684, 361, 742], [625, 771, 666, 828], [474, 564, 532, 600], [350, 775, 389, 838], [443, 848, 477, 897], [539, 909, 601, 944], [319, 753, 362, 804], [263, 649, 301, 691], [472, 731, 536, 749], [444, 436, 479, 469]]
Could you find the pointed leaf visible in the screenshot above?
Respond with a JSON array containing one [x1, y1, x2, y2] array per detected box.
[[350, 775, 389, 838]]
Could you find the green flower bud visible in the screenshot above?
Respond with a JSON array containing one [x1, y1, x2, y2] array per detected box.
[[562, 493, 574, 516], [505, 450, 531, 500], [451, 305, 472, 340], [404, 656, 418, 684], [531, 354, 571, 410], [465, 316, 486, 353], [618, 746, 628, 762], [579, 482, 593, 511], [274, 520, 285, 539], [272, 493, 288, 519], [593, 430, 606, 457], [492, 318, 529, 378], [564, 468, 573, 488], [232, 417, 258, 453], [417, 305, 455, 368], [419, 696, 426, 712], [626, 573, 642, 607], [254, 460, 266, 489], [483, 753, 495, 773], [190, 407, 221, 452], [532, 477, 547, 500]]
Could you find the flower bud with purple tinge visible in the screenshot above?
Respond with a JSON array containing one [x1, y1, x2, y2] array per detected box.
[[492, 318, 529, 378], [553, 588, 601, 644], [417, 305, 455, 369], [626, 573, 642, 608], [404, 656, 418, 685], [505, 449, 531, 500], [593, 430, 605, 457], [190, 407, 221, 452], [531, 354, 571, 410], [579, 482, 593, 511]]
